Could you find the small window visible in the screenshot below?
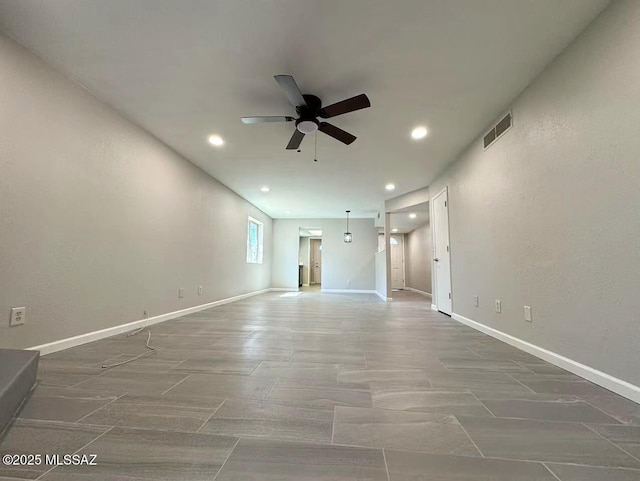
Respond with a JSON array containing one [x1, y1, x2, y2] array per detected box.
[[246, 217, 264, 264], [390, 237, 399, 246]]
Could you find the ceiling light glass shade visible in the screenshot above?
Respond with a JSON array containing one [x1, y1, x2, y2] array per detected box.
[[344, 210, 352, 243], [385, 183, 395, 191], [260, 186, 270, 192], [297, 120, 319, 134], [409, 213, 417, 219]]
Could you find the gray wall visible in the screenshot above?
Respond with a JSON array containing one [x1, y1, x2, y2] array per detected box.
[[272, 218, 378, 290], [0, 34, 272, 349], [375, 250, 387, 300], [429, 0, 640, 385], [298, 237, 310, 285], [405, 222, 432, 294]]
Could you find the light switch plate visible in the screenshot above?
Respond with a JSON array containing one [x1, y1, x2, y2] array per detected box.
[[198, 286, 203, 295], [474, 296, 479, 307], [495, 300, 501, 313], [178, 288, 184, 298], [524, 306, 532, 322]]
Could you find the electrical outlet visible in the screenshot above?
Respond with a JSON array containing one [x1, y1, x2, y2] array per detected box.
[[10, 307, 26, 326], [524, 306, 532, 322], [474, 296, 479, 307], [178, 288, 184, 298], [198, 286, 203, 295], [495, 299, 501, 313]]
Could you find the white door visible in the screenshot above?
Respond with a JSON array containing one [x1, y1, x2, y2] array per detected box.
[[310, 239, 322, 284], [433, 188, 452, 314], [390, 234, 405, 289]]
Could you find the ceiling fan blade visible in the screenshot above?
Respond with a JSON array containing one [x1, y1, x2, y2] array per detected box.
[[319, 94, 371, 118], [286, 129, 305, 150], [274, 75, 307, 108], [241, 116, 294, 124], [319, 122, 357, 145]]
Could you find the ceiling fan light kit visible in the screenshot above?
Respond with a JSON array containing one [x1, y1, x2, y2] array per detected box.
[[241, 75, 371, 151]]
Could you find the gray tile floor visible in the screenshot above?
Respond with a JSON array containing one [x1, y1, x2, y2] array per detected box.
[[1, 290, 640, 480]]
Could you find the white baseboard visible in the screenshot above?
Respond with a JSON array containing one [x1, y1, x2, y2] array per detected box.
[[375, 291, 392, 302], [269, 287, 299, 292], [451, 312, 640, 404], [405, 287, 432, 297], [29, 288, 271, 356], [321, 289, 377, 294], [431, 304, 438, 311]]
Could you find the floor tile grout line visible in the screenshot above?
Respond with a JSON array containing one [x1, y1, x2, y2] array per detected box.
[[506, 373, 538, 394], [581, 422, 640, 464], [35, 426, 114, 480], [454, 416, 485, 458], [74, 391, 129, 424], [265, 377, 280, 399], [472, 395, 498, 418], [382, 448, 391, 481], [161, 373, 192, 395], [542, 462, 563, 480], [211, 437, 241, 481], [580, 398, 628, 425], [195, 399, 227, 433]]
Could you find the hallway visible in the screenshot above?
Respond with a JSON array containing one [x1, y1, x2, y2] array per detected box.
[[2, 290, 639, 480]]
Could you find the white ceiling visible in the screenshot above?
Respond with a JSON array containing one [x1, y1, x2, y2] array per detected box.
[[0, 0, 609, 218], [390, 201, 429, 234]]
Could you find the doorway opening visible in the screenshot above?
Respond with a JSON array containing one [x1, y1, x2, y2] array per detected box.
[[387, 201, 432, 303], [299, 228, 322, 291]]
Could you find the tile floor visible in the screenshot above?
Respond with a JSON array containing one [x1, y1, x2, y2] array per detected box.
[[1, 290, 639, 480]]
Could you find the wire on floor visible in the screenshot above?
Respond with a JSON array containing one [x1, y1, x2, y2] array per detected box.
[[101, 313, 155, 368]]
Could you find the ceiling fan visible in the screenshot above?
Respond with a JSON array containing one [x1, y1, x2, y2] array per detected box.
[[241, 75, 371, 150]]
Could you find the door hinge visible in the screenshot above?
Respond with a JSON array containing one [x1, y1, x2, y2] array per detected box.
[[448, 292, 451, 299], [444, 200, 447, 207], [446, 245, 449, 252]]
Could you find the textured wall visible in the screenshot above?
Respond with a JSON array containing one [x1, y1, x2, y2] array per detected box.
[[0, 34, 272, 349], [405, 222, 432, 294], [298, 236, 310, 285], [429, 0, 640, 385], [272, 218, 378, 290], [375, 250, 387, 300]]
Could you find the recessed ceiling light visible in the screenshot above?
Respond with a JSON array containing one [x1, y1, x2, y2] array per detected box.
[[208, 135, 224, 146], [385, 183, 396, 191], [409, 213, 417, 219], [260, 186, 270, 192], [392, 228, 398, 233], [411, 126, 428, 139]]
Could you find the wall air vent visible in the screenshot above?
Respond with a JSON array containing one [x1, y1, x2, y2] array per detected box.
[[483, 112, 512, 149]]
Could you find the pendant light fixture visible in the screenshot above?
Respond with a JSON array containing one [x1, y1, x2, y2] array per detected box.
[[344, 210, 352, 243]]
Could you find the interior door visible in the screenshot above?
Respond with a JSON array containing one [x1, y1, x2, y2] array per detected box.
[[433, 188, 452, 314], [390, 234, 405, 289], [310, 239, 322, 284]]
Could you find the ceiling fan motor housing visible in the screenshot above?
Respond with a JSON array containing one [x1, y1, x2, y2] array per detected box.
[[295, 94, 322, 134]]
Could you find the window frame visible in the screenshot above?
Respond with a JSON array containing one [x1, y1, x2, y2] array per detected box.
[[246, 216, 264, 264]]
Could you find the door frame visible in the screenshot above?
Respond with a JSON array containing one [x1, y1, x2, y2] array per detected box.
[[309, 237, 322, 285], [431, 186, 452, 314], [390, 233, 406, 290]]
